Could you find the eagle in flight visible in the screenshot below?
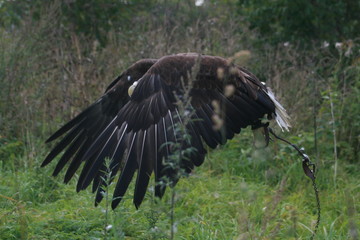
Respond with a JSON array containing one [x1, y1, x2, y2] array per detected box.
[[42, 53, 291, 209]]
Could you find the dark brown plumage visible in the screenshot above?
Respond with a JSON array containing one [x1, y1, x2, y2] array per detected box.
[[43, 53, 290, 209]]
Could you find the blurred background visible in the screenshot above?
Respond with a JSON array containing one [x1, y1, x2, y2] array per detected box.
[[0, 0, 359, 239]]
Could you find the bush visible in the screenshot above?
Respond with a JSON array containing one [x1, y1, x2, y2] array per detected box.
[[237, 0, 360, 44]]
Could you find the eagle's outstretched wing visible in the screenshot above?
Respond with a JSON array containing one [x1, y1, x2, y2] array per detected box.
[[43, 53, 290, 209]]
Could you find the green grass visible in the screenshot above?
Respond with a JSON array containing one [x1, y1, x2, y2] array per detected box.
[[1, 131, 359, 239]]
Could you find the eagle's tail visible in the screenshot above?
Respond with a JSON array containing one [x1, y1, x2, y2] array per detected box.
[[266, 88, 291, 131]]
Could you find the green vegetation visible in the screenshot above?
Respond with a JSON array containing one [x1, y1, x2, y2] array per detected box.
[[238, 0, 360, 43], [1, 0, 359, 239]]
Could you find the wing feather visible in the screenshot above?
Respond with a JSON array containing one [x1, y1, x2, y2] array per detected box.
[[42, 119, 86, 167], [52, 129, 86, 176], [133, 128, 155, 208], [111, 132, 138, 209]]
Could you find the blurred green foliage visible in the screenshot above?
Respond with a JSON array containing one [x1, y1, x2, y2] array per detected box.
[[60, 0, 153, 45], [2, 0, 359, 44], [0, 136, 23, 170], [237, 0, 360, 43], [0, 0, 153, 45]]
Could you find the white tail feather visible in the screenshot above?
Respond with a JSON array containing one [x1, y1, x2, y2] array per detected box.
[[266, 88, 291, 131]]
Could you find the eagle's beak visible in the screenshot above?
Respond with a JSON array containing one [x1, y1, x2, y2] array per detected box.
[[128, 81, 138, 97]]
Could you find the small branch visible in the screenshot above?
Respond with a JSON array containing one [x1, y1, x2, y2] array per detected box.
[[328, 86, 338, 186], [170, 186, 176, 240]]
